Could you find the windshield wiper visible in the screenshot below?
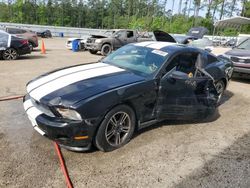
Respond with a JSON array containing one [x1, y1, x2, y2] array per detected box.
[[237, 47, 245, 49]]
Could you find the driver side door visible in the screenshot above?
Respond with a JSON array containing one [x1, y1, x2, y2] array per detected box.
[[113, 31, 127, 49], [156, 52, 218, 120]]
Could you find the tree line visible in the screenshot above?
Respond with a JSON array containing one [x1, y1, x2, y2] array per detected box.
[[0, 0, 249, 35]]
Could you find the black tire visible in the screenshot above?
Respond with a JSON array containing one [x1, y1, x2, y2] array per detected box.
[[28, 42, 33, 51], [95, 105, 136, 152], [80, 43, 86, 51], [101, 44, 111, 56], [89, 49, 98, 54], [215, 80, 225, 104], [2, 48, 18, 60]]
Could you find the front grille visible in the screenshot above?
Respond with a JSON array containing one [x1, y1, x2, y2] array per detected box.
[[231, 56, 250, 64], [31, 98, 55, 117], [87, 38, 95, 43]]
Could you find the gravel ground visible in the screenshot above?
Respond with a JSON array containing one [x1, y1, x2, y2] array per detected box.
[[0, 38, 249, 188]]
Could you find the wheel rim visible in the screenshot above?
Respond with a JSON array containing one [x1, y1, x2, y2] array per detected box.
[[3, 49, 17, 60], [105, 112, 131, 147], [103, 46, 110, 54], [215, 81, 224, 100]]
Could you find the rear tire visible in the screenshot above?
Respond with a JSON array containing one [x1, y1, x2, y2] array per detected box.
[[89, 49, 98, 54], [2, 48, 18, 60], [28, 42, 33, 51], [94, 105, 136, 152], [101, 44, 111, 56]]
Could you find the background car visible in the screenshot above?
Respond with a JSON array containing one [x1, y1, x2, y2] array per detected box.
[[223, 38, 250, 79], [5, 27, 38, 51], [0, 30, 31, 60], [188, 37, 214, 52], [23, 42, 233, 152], [66, 37, 88, 50], [37, 30, 52, 38]]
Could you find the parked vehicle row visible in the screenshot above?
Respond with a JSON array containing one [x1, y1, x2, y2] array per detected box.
[[0, 30, 31, 60], [223, 38, 250, 79], [4, 27, 39, 51]]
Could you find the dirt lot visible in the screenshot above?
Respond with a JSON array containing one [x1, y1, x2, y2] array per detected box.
[[0, 38, 250, 188]]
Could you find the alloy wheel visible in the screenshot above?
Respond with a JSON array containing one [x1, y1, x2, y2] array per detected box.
[[3, 48, 18, 60], [105, 112, 131, 146], [215, 81, 225, 102]]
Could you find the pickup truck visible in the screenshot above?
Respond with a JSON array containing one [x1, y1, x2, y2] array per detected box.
[[85, 29, 152, 56]]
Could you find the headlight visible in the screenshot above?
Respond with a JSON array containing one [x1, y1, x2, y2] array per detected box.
[[95, 39, 102, 43], [222, 53, 231, 59], [56, 108, 82, 121]]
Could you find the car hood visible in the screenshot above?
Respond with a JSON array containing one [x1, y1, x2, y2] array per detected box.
[[152, 30, 176, 43], [91, 34, 108, 38], [225, 48, 250, 57], [27, 62, 145, 106]]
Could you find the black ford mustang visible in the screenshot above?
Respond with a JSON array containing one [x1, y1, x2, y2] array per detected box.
[[23, 42, 233, 152]]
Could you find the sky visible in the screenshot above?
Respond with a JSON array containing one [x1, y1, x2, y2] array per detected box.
[[164, 0, 243, 21]]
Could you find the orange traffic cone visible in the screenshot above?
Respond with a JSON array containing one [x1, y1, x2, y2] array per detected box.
[[41, 40, 46, 54]]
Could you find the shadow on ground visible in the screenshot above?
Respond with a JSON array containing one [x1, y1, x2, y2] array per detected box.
[[174, 131, 250, 188], [232, 77, 250, 84], [220, 90, 234, 105], [80, 91, 234, 154], [17, 55, 47, 60]]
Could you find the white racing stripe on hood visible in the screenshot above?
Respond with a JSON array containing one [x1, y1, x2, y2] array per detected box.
[[29, 64, 125, 101], [27, 62, 108, 93], [147, 42, 174, 49]]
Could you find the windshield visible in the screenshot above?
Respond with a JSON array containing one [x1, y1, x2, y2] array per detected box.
[[104, 30, 116, 36], [236, 38, 250, 50], [102, 44, 169, 77]]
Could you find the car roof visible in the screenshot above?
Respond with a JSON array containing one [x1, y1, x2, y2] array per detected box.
[[132, 41, 196, 53]]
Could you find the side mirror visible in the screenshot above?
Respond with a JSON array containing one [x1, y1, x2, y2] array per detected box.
[[204, 47, 212, 52], [170, 71, 189, 80], [114, 34, 119, 38]]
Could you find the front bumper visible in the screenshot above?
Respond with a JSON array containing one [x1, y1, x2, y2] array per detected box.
[[85, 43, 102, 51], [23, 95, 98, 151], [233, 66, 250, 79]]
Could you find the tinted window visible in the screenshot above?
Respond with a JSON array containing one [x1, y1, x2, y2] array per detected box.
[[127, 31, 134, 38], [165, 52, 198, 74], [7, 28, 19, 34], [207, 54, 218, 64]]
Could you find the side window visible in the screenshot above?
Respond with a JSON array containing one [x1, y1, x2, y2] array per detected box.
[[7, 28, 15, 34], [165, 52, 198, 74], [207, 54, 218, 65], [116, 31, 126, 38], [0, 33, 9, 48], [21, 29, 26, 34], [127, 31, 134, 38]]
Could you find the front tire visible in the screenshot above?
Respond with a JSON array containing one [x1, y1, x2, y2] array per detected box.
[[95, 105, 136, 152], [215, 80, 225, 104], [2, 48, 18, 60], [101, 44, 111, 56]]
